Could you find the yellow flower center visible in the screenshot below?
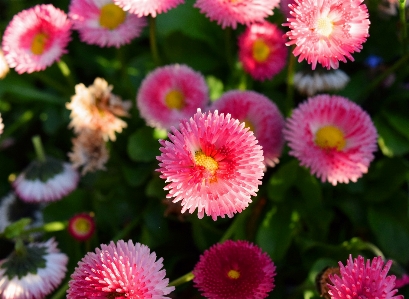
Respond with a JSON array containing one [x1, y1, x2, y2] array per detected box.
[[243, 119, 255, 132], [99, 3, 126, 30], [227, 269, 240, 279], [315, 125, 346, 151], [73, 218, 92, 234], [194, 151, 218, 174], [165, 90, 185, 110], [316, 17, 334, 37], [31, 32, 49, 55], [252, 39, 271, 63]]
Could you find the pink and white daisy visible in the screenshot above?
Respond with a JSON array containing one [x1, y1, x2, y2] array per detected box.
[[68, 212, 96, 241], [0, 238, 68, 299], [210, 90, 285, 167], [0, 48, 9, 79], [283, 0, 370, 70], [284, 94, 378, 185], [157, 109, 264, 220], [194, 0, 280, 29], [137, 64, 209, 130], [113, 0, 184, 17], [193, 240, 276, 299], [328, 255, 403, 299], [294, 69, 350, 96], [238, 21, 288, 81], [1, 4, 71, 74], [67, 239, 174, 298], [69, 0, 147, 48]]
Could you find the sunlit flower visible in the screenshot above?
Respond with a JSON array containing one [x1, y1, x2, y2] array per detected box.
[[113, 0, 184, 17], [193, 240, 276, 299], [210, 90, 285, 167], [0, 238, 68, 299], [0, 113, 4, 135], [283, 0, 370, 70], [284, 94, 377, 185], [0, 48, 9, 79], [68, 213, 95, 241], [67, 77, 131, 141], [157, 109, 264, 220], [328, 255, 403, 299], [69, 0, 147, 48], [67, 240, 174, 298], [238, 21, 287, 81], [194, 0, 279, 29], [137, 64, 209, 130], [1, 4, 71, 74]]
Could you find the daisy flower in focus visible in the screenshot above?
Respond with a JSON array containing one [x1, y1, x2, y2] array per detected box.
[[284, 94, 377, 185], [193, 240, 276, 299], [328, 255, 403, 299], [210, 90, 285, 167], [0, 238, 68, 299], [113, 0, 184, 17], [283, 0, 370, 70], [157, 109, 264, 220], [238, 21, 287, 81], [69, 0, 147, 48], [67, 240, 174, 298], [0, 48, 9, 79], [68, 212, 95, 241], [194, 0, 280, 29], [137, 64, 209, 130], [1, 4, 71, 74]]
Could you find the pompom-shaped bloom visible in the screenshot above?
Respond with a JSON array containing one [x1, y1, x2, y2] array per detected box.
[[68, 212, 96, 241], [69, 0, 147, 48], [328, 255, 403, 299], [0, 238, 68, 299], [67, 239, 174, 298], [194, 0, 279, 29], [2, 4, 71, 74], [193, 240, 276, 299], [113, 0, 184, 17], [238, 21, 288, 81], [157, 109, 264, 220], [210, 90, 285, 167], [284, 94, 377, 185], [283, 0, 370, 70], [137, 64, 209, 130]]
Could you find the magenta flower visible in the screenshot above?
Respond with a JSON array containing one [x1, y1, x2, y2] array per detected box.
[[113, 0, 184, 17], [68, 213, 96, 242], [283, 0, 370, 70], [2, 4, 71, 74], [328, 255, 403, 299], [193, 240, 276, 299], [284, 94, 377, 185], [210, 90, 285, 167], [67, 240, 174, 298], [157, 109, 264, 220]]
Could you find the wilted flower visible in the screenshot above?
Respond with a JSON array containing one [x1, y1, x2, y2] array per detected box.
[[113, 0, 184, 17], [294, 69, 350, 96], [68, 213, 95, 241]]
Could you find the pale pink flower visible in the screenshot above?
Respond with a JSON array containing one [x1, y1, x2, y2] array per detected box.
[[194, 0, 280, 29], [238, 21, 288, 81], [137, 64, 209, 130], [113, 0, 184, 17], [67, 240, 174, 298], [193, 240, 276, 299], [69, 0, 147, 48], [157, 109, 264, 220], [2, 4, 71, 74], [0, 48, 10, 79], [284, 94, 377, 185], [283, 0, 370, 70], [328, 255, 403, 299], [210, 90, 285, 167]]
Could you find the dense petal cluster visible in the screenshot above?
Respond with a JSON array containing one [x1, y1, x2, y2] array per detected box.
[[157, 109, 264, 220], [283, 0, 370, 70], [113, 0, 184, 17], [294, 69, 350, 96], [193, 240, 276, 299], [284, 94, 377, 185]]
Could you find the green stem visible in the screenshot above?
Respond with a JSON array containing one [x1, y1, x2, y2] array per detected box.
[[32, 135, 46, 162], [149, 16, 161, 66], [169, 271, 194, 287], [0, 111, 33, 142], [21, 221, 67, 236], [286, 49, 296, 116], [400, 0, 408, 54], [112, 215, 141, 242], [219, 207, 250, 243], [57, 60, 76, 90], [50, 281, 69, 299]]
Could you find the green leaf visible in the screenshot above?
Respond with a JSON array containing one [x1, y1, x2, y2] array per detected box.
[[382, 111, 409, 141], [374, 116, 409, 157], [127, 127, 161, 162], [122, 164, 154, 187], [4, 218, 31, 239], [267, 159, 299, 202]]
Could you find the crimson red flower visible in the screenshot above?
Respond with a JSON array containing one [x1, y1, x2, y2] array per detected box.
[[68, 213, 95, 241]]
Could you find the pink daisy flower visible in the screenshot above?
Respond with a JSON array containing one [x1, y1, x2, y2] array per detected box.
[[395, 274, 409, 289], [193, 240, 276, 299], [67, 239, 174, 298], [280, 0, 296, 19], [113, 0, 184, 17], [137, 64, 209, 130], [283, 0, 370, 70], [210, 90, 285, 167], [157, 109, 264, 220], [284, 94, 377, 185], [1, 4, 71, 74], [238, 21, 288, 81], [328, 255, 403, 299], [68, 212, 96, 241], [69, 0, 147, 48], [194, 0, 280, 29]]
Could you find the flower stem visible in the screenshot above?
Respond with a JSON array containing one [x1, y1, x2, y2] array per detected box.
[[32, 135, 46, 162], [149, 16, 161, 66], [21, 221, 67, 236], [286, 49, 296, 116], [57, 60, 76, 90], [219, 207, 250, 243], [169, 271, 194, 287], [112, 215, 142, 242], [400, 0, 408, 54], [50, 281, 69, 299]]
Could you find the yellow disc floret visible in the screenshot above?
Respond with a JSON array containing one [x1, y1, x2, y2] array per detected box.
[[194, 151, 218, 174], [252, 39, 271, 63], [316, 17, 334, 37], [165, 90, 185, 110], [243, 119, 255, 132], [73, 218, 92, 234], [99, 3, 126, 30], [227, 269, 240, 279], [31, 33, 49, 55], [315, 125, 346, 151]]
